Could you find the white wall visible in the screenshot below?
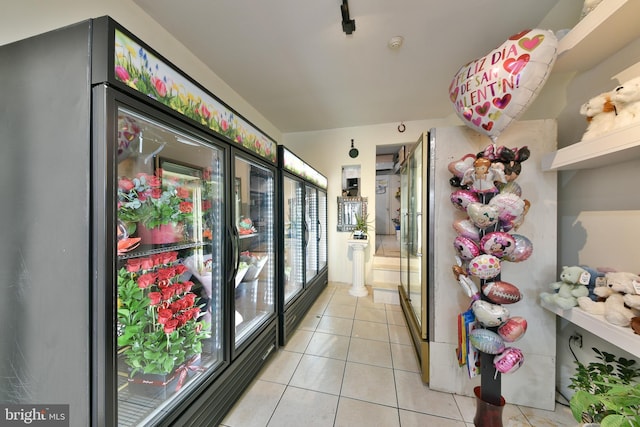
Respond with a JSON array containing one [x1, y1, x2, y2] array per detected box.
[[282, 117, 461, 284], [1, 0, 281, 143]]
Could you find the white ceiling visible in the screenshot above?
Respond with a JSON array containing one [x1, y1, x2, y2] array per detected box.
[[133, 0, 578, 134]]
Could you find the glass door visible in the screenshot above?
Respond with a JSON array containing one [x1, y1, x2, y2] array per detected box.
[[400, 163, 409, 293], [305, 185, 319, 283], [233, 155, 276, 348], [408, 140, 424, 331], [115, 106, 224, 426], [283, 175, 304, 304], [318, 189, 327, 273]]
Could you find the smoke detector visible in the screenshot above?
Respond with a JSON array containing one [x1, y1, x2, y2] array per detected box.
[[388, 36, 404, 49]]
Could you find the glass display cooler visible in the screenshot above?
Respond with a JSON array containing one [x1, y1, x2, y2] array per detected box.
[[278, 146, 328, 345], [0, 17, 278, 426], [399, 132, 435, 383]]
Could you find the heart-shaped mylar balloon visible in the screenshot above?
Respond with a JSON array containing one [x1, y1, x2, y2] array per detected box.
[[449, 29, 557, 142], [448, 154, 476, 179], [453, 218, 480, 242], [467, 202, 500, 229]]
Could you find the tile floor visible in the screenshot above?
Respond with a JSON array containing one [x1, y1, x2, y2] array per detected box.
[[221, 282, 578, 427]]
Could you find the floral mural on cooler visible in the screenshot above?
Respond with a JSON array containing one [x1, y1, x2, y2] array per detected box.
[[114, 29, 277, 163]]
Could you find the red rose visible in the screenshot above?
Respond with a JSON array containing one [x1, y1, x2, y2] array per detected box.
[[137, 273, 156, 289], [147, 175, 161, 187], [151, 253, 164, 267], [176, 187, 190, 199], [126, 258, 142, 272], [157, 308, 173, 324], [167, 252, 179, 262], [163, 318, 179, 334], [176, 313, 189, 327], [148, 292, 162, 305], [173, 282, 185, 295], [118, 177, 135, 191], [169, 301, 182, 313], [138, 191, 148, 202], [183, 293, 197, 308], [183, 281, 194, 293], [179, 202, 193, 214], [158, 267, 176, 281], [140, 257, 155, 271], [151, 188, 163, 199], [174, 264, 187, 276], [201, 200, 212, 211], [161, 287, 174, 301]]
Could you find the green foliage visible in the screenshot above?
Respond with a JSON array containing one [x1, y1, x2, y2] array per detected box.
[[569, 347, 640, 425], [117, 266, 210, 376], [354, 213, 372, 234]]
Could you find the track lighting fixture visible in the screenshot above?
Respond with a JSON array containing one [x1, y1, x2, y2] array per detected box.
[[340, 0, 355, 35]]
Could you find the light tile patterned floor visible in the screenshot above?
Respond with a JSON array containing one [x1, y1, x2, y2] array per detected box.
[[221, 282, 578, 427]]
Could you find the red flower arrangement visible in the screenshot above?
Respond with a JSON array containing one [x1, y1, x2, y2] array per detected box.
[[117, 251, 210, 375]]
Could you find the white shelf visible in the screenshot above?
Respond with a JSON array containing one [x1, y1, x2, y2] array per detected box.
[[542, 121, 640, 170], [553, 0, 640, 73], [541, 300, 640, 356]]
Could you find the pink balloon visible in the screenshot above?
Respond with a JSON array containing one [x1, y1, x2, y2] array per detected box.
[[493, 347, 524, 374], [498, 317, 527, 342], [449, 29, 557, 142], [480, 232, 516, 258], [450, 189, 479, 211], [454, 235, 481, 260]]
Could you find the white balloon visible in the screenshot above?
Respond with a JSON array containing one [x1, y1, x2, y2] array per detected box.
[[449, 29, 558, 142]]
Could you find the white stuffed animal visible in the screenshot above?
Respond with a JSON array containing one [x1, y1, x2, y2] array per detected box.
[[577, 271, 640, 327], [611, 76, 640, 129], [580, 91, 616, 140]]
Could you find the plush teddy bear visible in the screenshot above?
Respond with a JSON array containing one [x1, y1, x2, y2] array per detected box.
[[580, 264, 606, 301], [577, 271, 640, 327], [540, 265, 590, 310], [611, 76, 640, 130], [603, 271, 640, 310], [580, 91, 616, 140]]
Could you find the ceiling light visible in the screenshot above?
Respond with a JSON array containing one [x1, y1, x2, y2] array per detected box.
[[388, 36, 404, 50]]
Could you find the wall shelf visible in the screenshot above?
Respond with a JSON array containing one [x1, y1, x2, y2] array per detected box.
[[542, 122, 640, 170], [541, 300, 640, 356], [554, 0, 640, 73]]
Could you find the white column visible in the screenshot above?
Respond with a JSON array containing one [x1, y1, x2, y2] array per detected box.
[[348, 239, 369, 297]]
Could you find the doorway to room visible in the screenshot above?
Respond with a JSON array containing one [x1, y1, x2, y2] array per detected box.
[[374, 144, 405, 258]]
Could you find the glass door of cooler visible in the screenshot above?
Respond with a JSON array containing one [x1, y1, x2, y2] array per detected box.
[[233, 155, 276, 349], [400, 162, 410, 295], [318, 189, 327, 273], [115, 106, 224, 426], [408, 140, 424, 333], [305, 185, 319, 283], [283, 175, 304, 304]]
